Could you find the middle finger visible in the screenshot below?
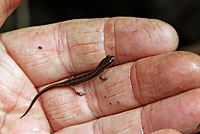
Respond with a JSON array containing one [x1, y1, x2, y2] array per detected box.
[[44, 51, 200, 131]]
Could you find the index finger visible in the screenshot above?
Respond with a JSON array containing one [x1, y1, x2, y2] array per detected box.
[[0, 17, 178, 86]]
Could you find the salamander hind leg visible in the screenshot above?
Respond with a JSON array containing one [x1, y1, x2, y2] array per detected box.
[[99, 72, 107, 81], [70, 86, 86, 96]]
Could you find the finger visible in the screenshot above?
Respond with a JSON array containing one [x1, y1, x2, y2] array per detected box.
[[41, 52, 200, 131], [0, 48, 50, 132], [0, 17, 178, 86], [142, 88, 200, 134], [0, 0, 22, 27], [150, 129, 182, 134], [132, 51, 200, 104], [53, 88, 200, 133]]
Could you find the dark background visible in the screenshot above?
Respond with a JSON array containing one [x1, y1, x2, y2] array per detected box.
[[1, 0, 200, 54]]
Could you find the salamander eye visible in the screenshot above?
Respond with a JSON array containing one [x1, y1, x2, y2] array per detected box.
[[110, 56, 115, 62], [106, 55, 110, 58]]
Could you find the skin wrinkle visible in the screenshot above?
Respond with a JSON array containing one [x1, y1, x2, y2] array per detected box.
[[25, 54, 55, 69], [72, 37, 105, 57], [92, 77, 104, 116], [75, 109, 82, 117], [0, 62, 18, 79], [71, 42, 101, 47], [115, 126, 132, 134], [61, 19, 107, 68], [51, 106, 71, 119], [35, 66, 55, 84], [45, 91, 70, 106], [0, 72, 24, 94], [55, 22, 67, 74], [60, 22, 75, 76], [143, 101, 163, 133], [1, 76, 29, 117], [47, 99, 77, 118], [135, 17, 139, 24], [149, 57, 158, 100], [53, 113, 66, 122], [114, 115, 133, 134], [92, 120, 99, 134], [150, 21, 156, 31], [16, 48, 57, 64], [60, 112, 81, 125], [100, 19, 106, 55], [149, 19, 162, 31], [138, 19, 154, 35], [103, 19, 106, 55], [141, 107, 147, 133], [131, 29, 138, 33], [141, 107, 148, 133], [152, 58, 163, 100], [0, 85, 14, 113], [55, 22, 67, 79], [113, 17, 138, 60], [143, 26, 152, 39], [149, 103, 155, 133], [117, 54, 132, 60], [61, 105, 78, 119], [0, 53, 37, 115], [57, 100, 79, 114], [104, 79, 124, 91], [105, 89, 126, 99], [82, 31, 97, 34], [3, 70, 12, 86], [16, 78, 29, 105], [82, 80, 100, 118], [104, 18, 116, 58], [49, 92, 88, 128], [0, 114, 6, 133], [77, 50, 102, 56], [0, 82, 30, 103], [132, 62, 144, 105], [113, 18, 118, 63], [45, 95, 70, 112], [154, 21, 163, 32], [127, 62, 134, 100]]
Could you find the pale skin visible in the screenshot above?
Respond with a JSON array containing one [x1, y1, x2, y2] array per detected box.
[[1, 1, 200, 134]]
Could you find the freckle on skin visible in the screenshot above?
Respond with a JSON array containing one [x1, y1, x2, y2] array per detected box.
[[131, 29, 138, 33], [109, 102, 112, 105], [38, 46, 43, 49]]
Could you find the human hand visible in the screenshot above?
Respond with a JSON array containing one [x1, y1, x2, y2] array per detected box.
[[1, 1, 200, 134]]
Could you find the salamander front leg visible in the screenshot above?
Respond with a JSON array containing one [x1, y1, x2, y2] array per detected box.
[[99, 72, 107, 81], [70, 86, 86, 96]]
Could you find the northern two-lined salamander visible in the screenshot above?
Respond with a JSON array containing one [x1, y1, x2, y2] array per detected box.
[[20, 55, 115, 118]]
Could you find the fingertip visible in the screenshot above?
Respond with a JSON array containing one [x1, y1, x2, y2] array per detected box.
[[112, 17, 179, 62], [152, 19, 179, 51]]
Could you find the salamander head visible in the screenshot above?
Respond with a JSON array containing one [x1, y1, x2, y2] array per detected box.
[[97, 55, 115, 69]]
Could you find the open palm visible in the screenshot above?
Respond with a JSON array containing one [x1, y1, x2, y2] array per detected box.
[[1, 1, 200, 134]]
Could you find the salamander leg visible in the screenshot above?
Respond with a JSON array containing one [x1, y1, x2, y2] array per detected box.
[[70, 86, 85, 96], [99, 72, 107, 81], [67, 75, 75, 80]]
